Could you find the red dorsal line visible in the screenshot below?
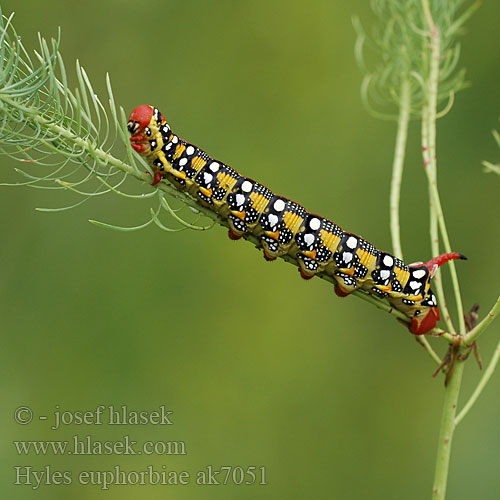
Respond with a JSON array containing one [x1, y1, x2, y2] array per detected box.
[[424, 252, 467, 272]]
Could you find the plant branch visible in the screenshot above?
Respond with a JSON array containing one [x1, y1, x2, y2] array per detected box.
[[422, 103, 455, 334], [390, 77, 411, 261], [431, 355, 465, 500], [421, 0, 466, 336], [464, 295, 500, 345], [420, 3, 467, 499], [455, 337, 500, 426], [388, 77, 443, 363], [416, 335, 443, 365]]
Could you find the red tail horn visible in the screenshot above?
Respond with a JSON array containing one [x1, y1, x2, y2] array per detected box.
[[424, 252, 467, 275]]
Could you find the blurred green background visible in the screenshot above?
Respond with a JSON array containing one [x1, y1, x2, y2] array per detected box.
[[1, 1, 499, 499]]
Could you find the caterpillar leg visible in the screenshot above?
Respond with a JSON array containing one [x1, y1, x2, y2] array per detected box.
[[227, 214, 247, 240], [297, 253, 319, 280], [260, 228, 295, 262], [333, 271, 358, 297], [334, 283, 351, 297], [261, 235, 279, 261], [228, 228, 243, 240], [152, 171, 163, 186]]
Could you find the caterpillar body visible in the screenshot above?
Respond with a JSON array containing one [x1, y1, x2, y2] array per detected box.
[[127, 105, 466, 335]]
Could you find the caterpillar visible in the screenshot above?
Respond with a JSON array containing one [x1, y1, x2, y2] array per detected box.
[[127, 104, 466, 335]]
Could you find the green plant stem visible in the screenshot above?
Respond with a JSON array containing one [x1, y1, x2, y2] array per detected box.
[[421, 2, 467, 499], [416, 336, 443, 365], [431, 355, 465, 500], [418, 14, 453, 334], [464, 295, 500, 345], [455, 338, 500, 426], [426, 169, 466, 333], [422, 0, 466, 336], [482, 160, 500, 175], [388, 78, 443, 364], [446, 296, 500, 426], [421, 104, 455, 334], [390, 78, 410, 261]]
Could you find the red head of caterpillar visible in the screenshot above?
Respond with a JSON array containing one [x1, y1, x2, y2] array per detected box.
[[127, 105, 467, 335], [128, 104, 155, 143], [128, 105, 166, 185]]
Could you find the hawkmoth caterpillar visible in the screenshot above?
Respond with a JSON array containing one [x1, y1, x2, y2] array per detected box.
[[127, 105, 466, 335]]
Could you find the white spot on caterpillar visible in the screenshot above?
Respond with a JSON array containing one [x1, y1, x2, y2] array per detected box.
[[273, 199, 285, 212], [412, 269, 426, 279], [343, 252, 353, 264], [409, 281, 421, 290], [163, 125, 170, 133], [380, 270, 390, 280], [186, 146, 195, 155], [179, 158, 188, 167], [304, 233, 315, 246], [268, 214, 279, 227], [165, 143, 172, 150], [235, 194, 246, 207], [309, 217, 321, 231], [242, 180, 253, 193], [383, 255, 394, 267], [346, 236, 358, 249], [209, 162, 220, 172], [203, 172, 213, 184]]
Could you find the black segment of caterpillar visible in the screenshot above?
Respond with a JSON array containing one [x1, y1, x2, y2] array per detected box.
[[128, 105, 466, 335]]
